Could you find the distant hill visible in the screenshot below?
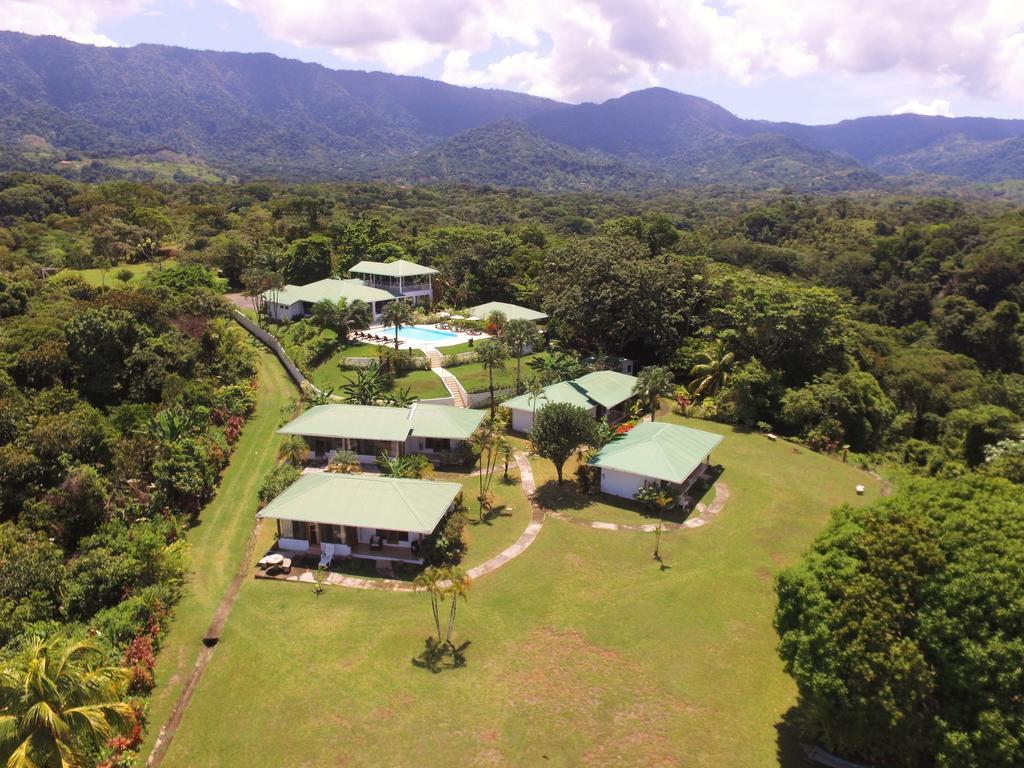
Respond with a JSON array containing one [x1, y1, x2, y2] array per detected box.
[[2, 32, 1024, 189]]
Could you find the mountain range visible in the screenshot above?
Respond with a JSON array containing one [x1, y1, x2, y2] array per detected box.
[[2, 31, 1024, 191]]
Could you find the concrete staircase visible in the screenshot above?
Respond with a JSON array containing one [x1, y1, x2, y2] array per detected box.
[[424, 347, 467, 407]]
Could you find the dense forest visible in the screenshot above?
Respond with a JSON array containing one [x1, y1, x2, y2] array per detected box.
[[1, 172, 1022, 763]]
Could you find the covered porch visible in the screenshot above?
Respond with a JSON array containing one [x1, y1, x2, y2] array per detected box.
[[273, 520, 425, 564]]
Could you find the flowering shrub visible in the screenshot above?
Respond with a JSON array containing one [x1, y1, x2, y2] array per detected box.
[[614, 421, 637, 435]]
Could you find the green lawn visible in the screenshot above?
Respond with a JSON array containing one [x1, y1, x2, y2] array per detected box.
[[140, 349, 295, 758], [446, 352, 548, 394], [308, 366, 450, 400], [61, 260, 177, 287], [153, 405, 885, 768]]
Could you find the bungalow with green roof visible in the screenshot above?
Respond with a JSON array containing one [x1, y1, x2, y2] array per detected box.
[[350, 258, 438, 306], [470, 301, 548, 323], [502, 369, 640, 433], [261, 277, 397, 322], [258, 473, 462, 563], [589, 422, 723, 502], [278, 402, 485, 465]]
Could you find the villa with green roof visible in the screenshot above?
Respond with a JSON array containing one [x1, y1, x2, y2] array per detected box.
[[350, 258, 438, 306], [258, 473, 462, 563], [502, 370, 640, 433], [278, 402, 485, 464], [589, 422, 723, 502]]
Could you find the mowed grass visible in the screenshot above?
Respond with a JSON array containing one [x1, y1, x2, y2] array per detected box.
[[309, 366, 450, 400], [140, 349, 295, 758], [157, 407, 883, 768], [61, 260, 177, 287], [446, 352, 548, 393]]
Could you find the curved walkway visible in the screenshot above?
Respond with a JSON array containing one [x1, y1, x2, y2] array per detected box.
[[274, 452, 546, 591], [546, 480, 731, 533]]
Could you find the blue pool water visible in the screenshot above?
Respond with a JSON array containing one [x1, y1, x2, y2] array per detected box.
[[397, 325, 459, 342]]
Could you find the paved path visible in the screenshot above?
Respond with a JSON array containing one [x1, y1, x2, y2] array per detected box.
[[546, 479, 731, 532], [268, 452, 545, 591]]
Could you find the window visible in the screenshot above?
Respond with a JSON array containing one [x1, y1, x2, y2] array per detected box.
[[423, 437, 450, 452]]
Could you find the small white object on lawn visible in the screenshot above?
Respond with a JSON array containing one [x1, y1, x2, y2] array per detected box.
[[856, 485, 865, 495]]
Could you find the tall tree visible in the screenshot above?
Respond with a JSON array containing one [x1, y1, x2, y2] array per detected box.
[[0, 636, 134, 767], [380, 301, 414, 350], [474, 339, 509, 416], [445, 567, 471, 646], [688, 340, 735, 399], [633, 365, 674, 422], [530, 402, 596, 484], [501, 319, 543, 395]]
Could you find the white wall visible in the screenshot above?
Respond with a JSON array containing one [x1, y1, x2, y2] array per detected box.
[[510, 408, 534, 433], [268, 301, 304, 321], [599, 468, 650, 501]]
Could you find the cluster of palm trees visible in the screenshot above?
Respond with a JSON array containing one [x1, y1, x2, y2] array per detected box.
[[339, 362, 415, 407], [631, 341, 735, 421], [413, 566, 471, 648]]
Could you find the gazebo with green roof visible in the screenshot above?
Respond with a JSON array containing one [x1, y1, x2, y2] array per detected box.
[[589, 421, 723, 502], [258, 473, 462, 563]]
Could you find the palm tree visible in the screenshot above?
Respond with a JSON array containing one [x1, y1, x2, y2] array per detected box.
[[501, 319, 542, 395], [341, 299, 372, 342], [384, 387, 416, 408], [526, 377, 546, 426], [381, 300, 414, 350], [278, 436, 310, 466], [474, 339, 509, 416], [528, 351, 583, 385], [340, 362, 390, 405], [484, 309, 507, 335], [444, 567, 471, 646], [325, 450, 361, 474], [376, 453, 415, 478], [688, 341, 735, 398], [413, 566, 447, 643], [310, 298, 340, 336], [0, 636, 134, 767], [633, 365, 674, 422]]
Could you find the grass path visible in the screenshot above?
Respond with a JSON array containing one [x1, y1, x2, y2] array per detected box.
[[141, 349, 295, 760]]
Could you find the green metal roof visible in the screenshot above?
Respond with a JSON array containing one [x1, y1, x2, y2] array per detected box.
[[407, 403, 485, 439], [263, 278, 395, 306], [349, 259, 438, 278], [278, 403, 483, 442], [589, 422, 723, 484], [470, 301, 548, 322], [502, 370, 638, 412], [502, 381, 593, 412], [257, 473, 462, 533], [571, 370, 639, 410]]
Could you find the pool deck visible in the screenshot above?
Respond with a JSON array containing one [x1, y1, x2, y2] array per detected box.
[[365, 324, 490, 350]]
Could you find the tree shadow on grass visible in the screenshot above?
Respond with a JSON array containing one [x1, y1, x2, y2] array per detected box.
[[469, 504, 510, 527], [411, 638, 471, 674], [534, 480, 592, 511], [776, 706, 812, 768]]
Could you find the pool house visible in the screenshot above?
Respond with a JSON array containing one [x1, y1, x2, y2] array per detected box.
[[502, 370, 640, 433], [258, 473, 463, 564], [278, 402, 485, 465]]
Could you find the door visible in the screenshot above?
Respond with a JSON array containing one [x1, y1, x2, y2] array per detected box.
[[344, 526, 357, 545], [307, 524, 319, 547]]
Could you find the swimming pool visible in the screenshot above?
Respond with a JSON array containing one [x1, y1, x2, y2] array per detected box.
[[397, 325, 459, 343]]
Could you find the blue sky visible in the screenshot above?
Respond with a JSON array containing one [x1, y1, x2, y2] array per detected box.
[[4, 0, 1024, 124]]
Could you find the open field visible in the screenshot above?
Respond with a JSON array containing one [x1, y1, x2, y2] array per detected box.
[[154, 408, 883, 768], [60, 260, 177, 287], [140, 348, 295, 758]]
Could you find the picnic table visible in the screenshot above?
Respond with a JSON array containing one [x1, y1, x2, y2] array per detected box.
[[259, 553, 284, 569]]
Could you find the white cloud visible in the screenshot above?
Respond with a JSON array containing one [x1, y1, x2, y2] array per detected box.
[[223, 0, 1024, 104], [0, 0, 150, 46], [892, 98, 955, 117]]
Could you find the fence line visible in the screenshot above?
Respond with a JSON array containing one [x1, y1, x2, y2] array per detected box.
[[230, 310, 322, 397]]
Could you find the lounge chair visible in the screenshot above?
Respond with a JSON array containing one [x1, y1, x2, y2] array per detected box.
[[319, 542, 334, 568], [370, 535, 383, 551]]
